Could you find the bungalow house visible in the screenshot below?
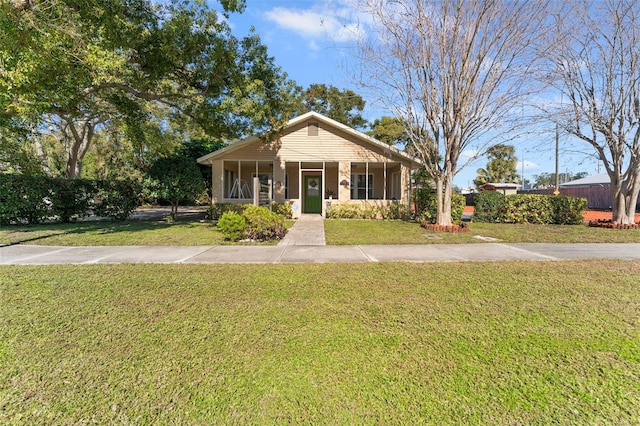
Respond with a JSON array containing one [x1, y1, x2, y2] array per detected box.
[[197, 112, 422, 218]]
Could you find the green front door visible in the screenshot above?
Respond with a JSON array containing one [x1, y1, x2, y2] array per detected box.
[[304, 175, 322, 213]]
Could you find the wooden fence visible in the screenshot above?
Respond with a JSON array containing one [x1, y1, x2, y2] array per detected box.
[[521, 186, 619, 210]]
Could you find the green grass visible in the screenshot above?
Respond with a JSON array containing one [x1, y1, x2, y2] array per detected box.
[[325, 219, 640, 244], [2, 218, 640, 247], [1, 261, 639, 424], [0, 220, 282, 246]]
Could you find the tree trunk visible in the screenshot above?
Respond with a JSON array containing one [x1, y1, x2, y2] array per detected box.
[[63, 117, 95, 178], [434, 173, 453, 226], [611, 177, 640, 225]]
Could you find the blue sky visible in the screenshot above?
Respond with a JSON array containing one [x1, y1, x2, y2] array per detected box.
[[223, 0, 601, 187]]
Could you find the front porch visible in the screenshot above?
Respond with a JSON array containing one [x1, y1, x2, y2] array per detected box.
[[213, 160, 412, 218]]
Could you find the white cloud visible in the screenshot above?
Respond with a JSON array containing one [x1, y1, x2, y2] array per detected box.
[[518, 160, 540, 173], [264, 8, 328, 39], [263, 3, 363, 50]]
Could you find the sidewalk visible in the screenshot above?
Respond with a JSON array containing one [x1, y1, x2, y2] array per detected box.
[[2, 243, 640, 265], [3, 213, 640, 265]]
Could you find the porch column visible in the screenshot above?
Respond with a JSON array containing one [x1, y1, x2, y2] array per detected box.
[[339, 161, 350, 201], [274, 159, 286, 202], [211, 159, 224, 204], [401, 164, 410, 207], [384, 162, 387, 200], [365, 162, 369, 201]]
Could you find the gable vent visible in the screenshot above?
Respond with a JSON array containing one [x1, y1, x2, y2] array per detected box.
[[308, 122, 318, 136]]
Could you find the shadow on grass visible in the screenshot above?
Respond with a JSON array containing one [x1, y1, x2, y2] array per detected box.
[[1, 216, 208, 246]]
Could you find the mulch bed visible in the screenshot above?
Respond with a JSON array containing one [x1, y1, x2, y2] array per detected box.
[[588, 219, 640, 229], [421, 222, 470, 233]]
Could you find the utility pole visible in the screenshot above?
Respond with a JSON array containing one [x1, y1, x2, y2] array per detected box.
[[554, 123, 560, 195], [521, 149, 525, 188]]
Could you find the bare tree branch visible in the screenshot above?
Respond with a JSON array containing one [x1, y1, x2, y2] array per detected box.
[[354, 0, 548, 225]]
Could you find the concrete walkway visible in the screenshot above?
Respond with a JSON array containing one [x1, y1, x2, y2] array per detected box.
[[278, 214, 325, 246], [2, 243, 640, 265]]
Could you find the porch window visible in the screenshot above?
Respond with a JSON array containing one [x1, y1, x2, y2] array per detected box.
[[351, 174, 373, 200]]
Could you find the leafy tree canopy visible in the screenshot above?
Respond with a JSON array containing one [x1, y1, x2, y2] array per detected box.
[[366, 116, 410, 146], [532, 171, 588, 188], [473, 144, 519, 187], [295, 84, 367, 129], [0, 0, 298, 177]]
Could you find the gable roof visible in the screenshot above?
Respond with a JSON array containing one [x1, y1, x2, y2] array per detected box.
[[196, 111, 421, 166], [560, 173, 609, 187]]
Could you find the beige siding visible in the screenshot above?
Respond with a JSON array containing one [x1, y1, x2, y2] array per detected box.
[[213, 119, 410, 165], [276, 121, 400, 162]]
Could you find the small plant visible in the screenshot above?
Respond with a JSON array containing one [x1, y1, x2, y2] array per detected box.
[[205, 203, 247, 220], [217, 211, 247, 241], [242, 205, 286, 241], [271, 201, 293, 219]]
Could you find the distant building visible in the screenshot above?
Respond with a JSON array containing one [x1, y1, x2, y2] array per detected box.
[[560, 173, 609, 188], [479, 182, 520, 196]]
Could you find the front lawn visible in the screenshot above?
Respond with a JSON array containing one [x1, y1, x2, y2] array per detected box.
[[1, 261, 639, 423], [2, 218, 640, 246], [324, 219, 640, 244], [0, 220, 290, 246]]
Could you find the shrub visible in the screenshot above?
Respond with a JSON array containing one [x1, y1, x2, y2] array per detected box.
[[381, 202, 411, 220], [242, 205, 286, 241], [473, 191, 505, 223], [326, 203, 364, 219], [205, 203, 248, 220], [271, 201, 293, 219], [49, 178, 95, 222], [498, 194, 554, 224], [0, 174, 52, 225], [0, 175, 139, 224], [326, 202, 411, 220], [551, 196, 587, 224], [94, 179, 141, 221], [474, 193, 587, 225], [217, 211, 247, 241]]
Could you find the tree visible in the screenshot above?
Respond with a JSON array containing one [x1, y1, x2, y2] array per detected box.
[[354, 0, 548, 226], [532, 171, 588, 188], [297, 84, 367, 129], [178, 138, 227, 194], [366, 116, 410, 146], [143, 155, 206, 220], [1, 0, 298, 178], [473, 144, 519, 187], [541, 0, 640, 224]]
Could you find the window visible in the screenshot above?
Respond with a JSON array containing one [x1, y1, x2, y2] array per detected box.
[[351, 174, 373, 200]]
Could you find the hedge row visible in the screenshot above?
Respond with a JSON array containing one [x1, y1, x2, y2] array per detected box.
[[205, 202, 293, 221], [474, 192, 587, 225], [0, 175, 140, 225], [326, 202, 411, 220]]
